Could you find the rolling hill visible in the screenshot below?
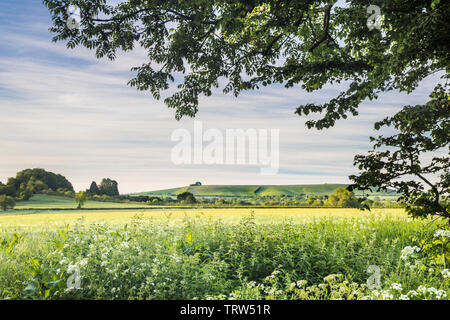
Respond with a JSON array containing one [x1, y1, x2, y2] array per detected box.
[[133, 184, 397, 198]]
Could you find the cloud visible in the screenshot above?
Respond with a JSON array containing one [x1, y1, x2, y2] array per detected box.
[[0, 1, 443, 193]]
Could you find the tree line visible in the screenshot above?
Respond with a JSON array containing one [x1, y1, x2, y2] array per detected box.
[[0, 168, 74, 210]]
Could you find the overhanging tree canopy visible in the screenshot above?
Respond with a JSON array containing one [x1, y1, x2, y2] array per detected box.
[[44, 0, 449, 124]]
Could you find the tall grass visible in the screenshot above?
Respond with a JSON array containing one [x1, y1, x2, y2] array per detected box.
[[0, 212, 448, 300]]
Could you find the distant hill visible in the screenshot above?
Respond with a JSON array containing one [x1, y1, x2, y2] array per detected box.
[[133, 184, 397, 198]]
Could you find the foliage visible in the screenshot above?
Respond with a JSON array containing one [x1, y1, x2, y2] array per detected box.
[[43, 0, 449, 125], [23, 258, 65, 299], [98, 178, 120, 197], [88, 181, 100, 195], [326, 188, 360, 208], [0, 168, 73, 201], [177, 191, 196, 203], [74, 191, 88, 209], [0, 195, 15, 211], [0, 212, 448, 300], [350, 86, 449, 222], [0, 233, 22, 253], [415, 226, 450, 268]]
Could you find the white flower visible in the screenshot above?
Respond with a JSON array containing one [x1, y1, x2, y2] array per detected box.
[[434, 230, 450, 238], [119, 241, 129, 248], [407, 290, 418, 297], [380, 290, 393, 300], [399, 294, 409, 300], [78, 258, 88, 267], [417, 285, 427, 294], [436, 290, 447, 299], [67, 264, 78, 273], [400, 246, 421, 260], [415, 286, 447, 299], [390, 283, 402, 291], [441, 269, 450, 279]]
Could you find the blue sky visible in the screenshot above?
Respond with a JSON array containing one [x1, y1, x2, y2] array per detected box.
[[0, 0, 442, 193]]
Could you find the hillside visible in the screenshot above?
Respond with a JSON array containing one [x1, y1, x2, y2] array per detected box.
[[134, 184, 397, 198]]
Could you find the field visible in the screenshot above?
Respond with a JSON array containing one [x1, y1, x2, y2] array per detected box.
[[14, 194, 149, 210], [134, 184, 397, 198], [0, 205, 448, 300]]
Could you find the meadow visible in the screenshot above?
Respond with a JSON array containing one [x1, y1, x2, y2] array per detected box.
[[0, 206, 448, 300], [14, 194, 149, 210]]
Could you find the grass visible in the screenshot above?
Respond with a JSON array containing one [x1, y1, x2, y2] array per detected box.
[[14, 194, 148, 210], [0, 207, 448, 300], [134, 184, 397, 197]]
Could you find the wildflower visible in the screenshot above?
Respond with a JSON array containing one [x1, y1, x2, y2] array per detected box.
[[324, 274, 343, 283], [407, 290, 418, 297], [380, 290, 393, 300], [441, 269, 450, 279], [417, 285, 427, 294], [434, 230, 450, 238], [67, 264, 78, 273], [400, 246, 420, 260], [390, 283, 402, 291], [119, 241, 129, 248], [78, 258, 88, 267], [296, 280, 308, 287], [399, 294, 409, 300]]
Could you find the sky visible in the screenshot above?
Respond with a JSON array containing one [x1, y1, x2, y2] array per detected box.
[[0, 0, 442, 193]]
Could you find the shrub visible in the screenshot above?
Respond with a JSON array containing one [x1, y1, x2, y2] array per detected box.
[[0, 195, 15, 211]]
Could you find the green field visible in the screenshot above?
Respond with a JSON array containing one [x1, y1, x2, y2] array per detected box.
[[13, 194, 148, 210], [0, 206, 448, 300], [134, 184, 397, 198]]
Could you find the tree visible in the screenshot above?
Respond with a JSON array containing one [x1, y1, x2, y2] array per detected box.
[[74, 191, 88, 209], [88, 181, 100, 195], [177, 192, 196, 203], [13, 168, 73, 192], [43, 1, 449, 123], [349, 86, 449, 222], [326, 188, 360, 208], [44, 1, 449, 219], [185, 194, 197, 204], [18, 188, 33, 202], [312, 199, 324, 206], [0, 195, 15, 211], [98, 178, 119, 197], [0, 169, 74, 200]]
